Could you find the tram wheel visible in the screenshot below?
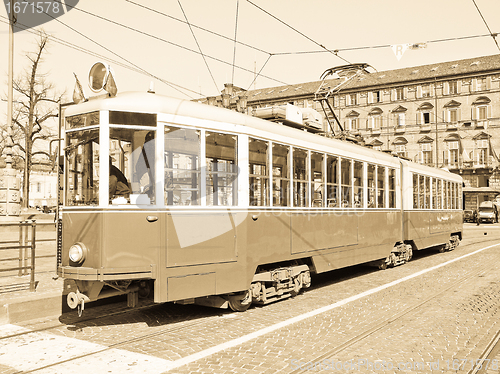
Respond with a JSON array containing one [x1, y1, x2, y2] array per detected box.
[[378, 261, 388, 270], [228, 290, 252, 312]]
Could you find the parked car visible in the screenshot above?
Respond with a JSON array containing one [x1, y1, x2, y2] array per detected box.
[[463, 210, 475, 223], [477, 201, 498, 224]]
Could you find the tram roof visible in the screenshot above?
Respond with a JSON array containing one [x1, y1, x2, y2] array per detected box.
[[63, 91, 460, 180], [399, 159, 462, 182]]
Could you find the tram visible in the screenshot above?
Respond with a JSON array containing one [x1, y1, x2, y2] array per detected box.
[[57, 81, 462, 314]]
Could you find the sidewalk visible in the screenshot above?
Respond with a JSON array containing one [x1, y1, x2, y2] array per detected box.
[[0, 213, 71, 324]]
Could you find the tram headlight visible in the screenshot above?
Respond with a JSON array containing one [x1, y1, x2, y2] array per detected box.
[[68, 242, 88, 265]]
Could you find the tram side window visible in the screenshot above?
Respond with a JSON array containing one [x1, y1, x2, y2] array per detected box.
[[377, 166, 385, 208], [341, 158, 352, 207], [418, 176, 425, 209], [424, 176, 430, 209], [353, 161, 363, 208], [206, 132, 238, 206], [452, 182, 457, 209], [110, 128, 155, 205], [272, 143, 290, 206], [413, 174, 419, 209], [368, 164, 376, 208], [164, 126, 201, 206], [431, 178, 436, 209], [326, 155, 339, 207], [66, 129, 100, 206], [446, 181, 451, 209], [436, 179, 442, 209], [388, 168, 396, 208], [293, 148, 308, 207], [249, 138, 269, 206], [459, 183, 463, 209], [311, 152, 324, 207]]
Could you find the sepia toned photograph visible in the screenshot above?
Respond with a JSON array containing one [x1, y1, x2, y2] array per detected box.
[[1, 1, 500, 373]]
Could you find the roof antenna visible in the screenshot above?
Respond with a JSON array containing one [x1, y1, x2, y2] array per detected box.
[[148, 81, 155, 94]]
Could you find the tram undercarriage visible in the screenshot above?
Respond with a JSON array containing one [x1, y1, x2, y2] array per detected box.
[[65, 232, 461, 316]]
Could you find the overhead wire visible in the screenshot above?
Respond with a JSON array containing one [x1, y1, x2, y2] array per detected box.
[[245, 0, 351, 65], [471, 0, 500, 53], [6, 1, 500, 103], [47, 0, 295, 90], [0, 16, 204, 98], [124, 0, 271, 56], [177, 0, 219, 92]]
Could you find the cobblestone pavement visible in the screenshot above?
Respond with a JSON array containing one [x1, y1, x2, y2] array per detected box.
[[1, 224, 500, 373]]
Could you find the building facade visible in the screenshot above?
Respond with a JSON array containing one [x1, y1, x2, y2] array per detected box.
[[232, 54, 500, 210]]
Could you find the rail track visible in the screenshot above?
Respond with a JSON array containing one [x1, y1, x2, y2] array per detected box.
[[2, 234, 500, 373]]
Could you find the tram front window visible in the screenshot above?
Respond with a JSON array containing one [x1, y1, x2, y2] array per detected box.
[[110, 128, 156, 205], [66, 129, 100, 206]]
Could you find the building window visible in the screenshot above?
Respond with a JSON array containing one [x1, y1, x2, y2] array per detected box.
[[346, 94, 357, 106], [395, 144, 406, 158], [447, 141, 459, 167], [396, 113, 405, 127], [421, 84, 431, 97], [449, 80, 458, 94], [368, 108, 383, 130], [371, 91, 381, 103], [475, 139, 488, 166], [478, 106, 487, 120], [396, 88, 404, 101], [420, 143, 433, 165], [449, 108, 458, 123], [477, 77, 487, 91], [368, 115, 382, 130]]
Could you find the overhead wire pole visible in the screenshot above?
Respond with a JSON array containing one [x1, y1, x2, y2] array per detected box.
[[231, 0, 239, 85], [6, 1, 15, 171], [2, 0, 21, 217]]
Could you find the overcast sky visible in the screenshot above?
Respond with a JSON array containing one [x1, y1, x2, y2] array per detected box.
[[1, 0, 500, 136]]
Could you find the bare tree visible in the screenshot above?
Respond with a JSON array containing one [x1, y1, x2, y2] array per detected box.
[[10, 31, 64, 208]]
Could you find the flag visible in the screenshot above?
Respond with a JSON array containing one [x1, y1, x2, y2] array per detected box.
[[104, 70, 117, 97], [73, 73, 86, 104]]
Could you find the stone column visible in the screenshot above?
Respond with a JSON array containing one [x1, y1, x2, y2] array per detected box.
[[0, 169, 21, 216]]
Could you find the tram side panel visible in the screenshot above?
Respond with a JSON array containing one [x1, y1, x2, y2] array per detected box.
[[162, 210, 249, 302], [302, 211, 402, 273], [60, 211, 160, 280], [61, 212, 103, 274], [404, 210, 463, 250]]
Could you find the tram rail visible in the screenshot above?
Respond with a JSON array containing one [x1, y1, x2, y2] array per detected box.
[[2, 235, 499, 373]]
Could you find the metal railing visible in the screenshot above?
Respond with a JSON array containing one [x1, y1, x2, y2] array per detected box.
[[0, 221, 39, 292]]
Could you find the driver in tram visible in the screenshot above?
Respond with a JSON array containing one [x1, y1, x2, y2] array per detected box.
[[109, 157, 131, 199]]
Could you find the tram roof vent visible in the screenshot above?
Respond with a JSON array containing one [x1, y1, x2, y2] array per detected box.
[[252, 104, 323, 133]]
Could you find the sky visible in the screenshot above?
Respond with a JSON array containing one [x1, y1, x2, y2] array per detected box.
[[1, 0, 500, 152]]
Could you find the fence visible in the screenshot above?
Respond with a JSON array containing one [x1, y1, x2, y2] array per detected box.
[[0, 220, 55, 292]]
